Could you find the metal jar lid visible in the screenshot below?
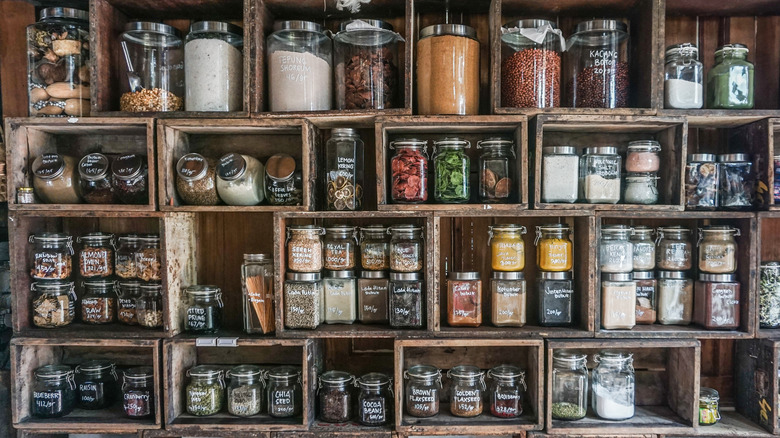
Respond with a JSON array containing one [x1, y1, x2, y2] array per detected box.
[[405, 364, 441, 380], [449, 271, 480, 281], [503, 19, 556, 30], [699, 273, 737, 283], [274, 20, 325, 33], [627, 140, 661, 152], [658, 270, 688, 279], [488, 364, 525, 380], [356, 372, 391, 387], [539, 271, 572, 280], [584, 146, 618, 156], [188, 364, 223, 378], [79, 153, 111, 181], [575, 19, 628, 34], [717, 153, 751, 163], [688, 153, 716, 163], [492, 271, 524, 280], [420, 24, 477, 40], [324, 225, 357, 237], [185, 285, 221, 297], [189, 21, 243, 37], [601, 224, 633, 235], [448, 365, 483, 379], [390, 138, 428, 150], [715, 43, 748, 55], [32, 153, 66, 180], [553, 350, 586, 362], [361, 270, 387, 279], [244, 253, 271, 262], [111, 154, 146, 180], [326, 270, 355, 279], [287, 272, 321, 282], [76, 360, 116, 374], [331, 128, 360, 137], [390, 272, 422, 281], [217, 152, 247, 181], [543, 146, 577, 155], [633, 271, 655, 280], [666, 43, 699, 60], [434, 137, 471, 149], [603, 272, 633, 282], [631, 226, 654, 237], [123, 22, 183, 48], [177, 153, 209, 181], [339, 19, 393, 32], [41, 7, 88, 21]]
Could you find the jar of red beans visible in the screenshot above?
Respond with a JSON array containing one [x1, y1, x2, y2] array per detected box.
[[487, 364, 526, 418], [390, 138, 428, 203]]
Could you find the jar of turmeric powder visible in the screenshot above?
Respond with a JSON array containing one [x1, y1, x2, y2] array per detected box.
[[488, 225, 527, 271], [535, 224, 572, 271]]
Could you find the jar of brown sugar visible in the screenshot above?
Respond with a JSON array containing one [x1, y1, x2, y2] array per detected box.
[[698, 226, 739, 274], [323, 225, 357, 270], [286, 225, 325, 272]]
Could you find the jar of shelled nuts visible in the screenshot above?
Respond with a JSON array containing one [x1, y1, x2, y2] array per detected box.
[[78, 232, 114, 278], [136, 283, 164, 329], [81, 279, 116, 325], [135, 235, 162, 282], [115, 234, 141, 279]]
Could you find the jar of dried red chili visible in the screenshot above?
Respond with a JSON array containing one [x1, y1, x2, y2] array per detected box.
[[390, 138, 428, 203]]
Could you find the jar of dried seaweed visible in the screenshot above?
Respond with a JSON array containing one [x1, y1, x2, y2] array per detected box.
[[135, 235, 162, 282], [116, 280, 142, 325], [267, 366, 303, 418], [183, 285, 223, 334], [78, 232, 114, 278], [111, 154, 148, 205], [448, 365, 485, 417], [356, 372, 393, 426], [32, 153, 81, 204], [404, 365, 441, 418], [360, 225, 389, 270], [175, 153, 219, 206], [227, 365, 265, 417], [30, 233, 73, 280], [265, 153, 302, 206], [326, 128, 364, 211], [32, 364, 77, 418], [319, 370, 355, 423], [115, 234, 141, 279], [79, 153, 116, 204], [389, 225, 424, 272], [81, 279, 116, 324], [186, 365, 225, 416], [31, 280, 76, 328], [287, 225, 325, 272], [323, 225, 358, 270], [685, 154, 719, 210], [760, 262, 780, 329], [136, 283, 164, 329], [478, 137, 515, 203], [75, 360, 118, 409]]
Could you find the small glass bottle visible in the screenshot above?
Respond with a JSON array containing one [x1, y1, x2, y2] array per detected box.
[[360, 225, 390, 270], [31, 280, 76, 328], [487, 364, 526, 418], [287, 225, 325, 273], [78, 232, 114, 278], [664, 43, 704, 109], [323, 225, 357, 270], [447, 271, 482, 327], [477, 137, 515, 203], [32, 153, 81, 204], [448, 365, 485, 417], [75, 360, 118, 409], [264, 153, 302, 206], [538, 271, 574, 327], [122, 367, 155, 419], [542, 146, 579, 203], [241, 253, 275, 334], [657, 270, 693, 325], [698, 226, 739, 274], [634, 271, 657, 325], [707, 44, 754, 109], [267, 366, 303, 418], [760, 262, 780, 329], [32, 365, 76, 418], [17, 187, 36, 204], [599, 225, 634, 273], [116, 280, 142, 325], [356, 373, 393, 426], [491, 271, 526, 327], [551, 351, 588, 421], [404, 365, 441, 418], [433, 138, 471, 203], [488, 224, 527, 271], [358, 271, 389, 324], [389, 272, 424, 328], [580, 146, 621, 204], [592, 351, 635, 420], [226, 365, 265, 417], [388, 225, 425, 272], [318, 370, 354, 423], [717, 153, 755, 210], [136, 283, 164, 329], [184, 285, 223, 333], [115, 234, 141, 279], [624, 173, 659, 204], [535, 223, 573, 272], [630, 226, 655, 271], [390, 139, 428, 203], [699, 387, 721, 426], [601, 272, 636, 330], [284, 272, 322, 330], [81, 279, 116, 325], [216, 152, 265, 206], [325, 128, 364, 211], [186, 365, 225, 416], [79, 153, 116, 204], [135, 234, 162, 282], [29, 233, 74, 280], [175, 153, 219, 206], [694, 273, 740, 330], [111, 154, 148, 205], [685, 154, 720, 210], [656, 226, 693, 270], [184, 21, 243, 112], [324, 270, 357, 324]]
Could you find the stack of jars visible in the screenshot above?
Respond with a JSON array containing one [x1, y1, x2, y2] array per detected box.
[[694, 226, 741, 329], [534, 224, 575, 327], [317, 370, 394, 426], [599, 225, 638, 330], [684, 153, 756, 210]]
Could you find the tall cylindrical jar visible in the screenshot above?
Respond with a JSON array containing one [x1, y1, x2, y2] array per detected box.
[[242, 253, 275, 334], [326, 129, 364, 211], [433, 138, 471, 203], [707, 44, 754, 109], [601, 272, 636, 330], [592, 351, 635, 420], [477, 137, 515, 203], [501, 20, 563, 108], [491, 272, 526, 327], [760, 262, 780, 328], [664, 43, 703, 109], [551, 351, 588, 421], [185, 21, 243, 112]]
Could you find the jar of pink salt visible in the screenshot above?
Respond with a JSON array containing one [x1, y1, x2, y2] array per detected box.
[[625, 140, 661, 173]]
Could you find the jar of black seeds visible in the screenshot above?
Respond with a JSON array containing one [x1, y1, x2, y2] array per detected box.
[[267, 366, 303, 418]]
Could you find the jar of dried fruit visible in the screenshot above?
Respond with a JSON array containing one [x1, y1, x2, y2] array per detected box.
[[79, 153, 116, 204], [136, 283, 164, 329], [135, 235, 161, 282], [323, 225, 358, 270], [81, 279, 116, 325], [30, 233, 74, 280], [31, 280, 76, 328], [685, 154, 719, 210], [433, 137, 471, 203], [477, 137, 515, 203], [326, 129, 364, 211], [78, 232, 114, 278], [390, 138, 428, 203], [111, 154, 148, 205]]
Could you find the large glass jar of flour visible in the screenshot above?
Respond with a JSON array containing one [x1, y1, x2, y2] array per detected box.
[[267, 20, 332, 112], [185, 21, 243, 112]]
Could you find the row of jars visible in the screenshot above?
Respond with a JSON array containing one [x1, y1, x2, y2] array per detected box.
[[23, 152, 148, 205], [318, 371, 395, 425], [32, 361, 154, 419], [489, 224, 573, 272], [685, 153, 756, 210]]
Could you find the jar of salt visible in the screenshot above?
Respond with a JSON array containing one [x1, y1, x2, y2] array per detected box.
[[580, 146, 621, 204], [542, 146, 579, 203], [185, 21, 243, 111], [664, 43, 703, 109], [623, 172, 659, 204]]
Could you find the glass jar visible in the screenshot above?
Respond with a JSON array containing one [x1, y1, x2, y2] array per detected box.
[[656, 226, 693, 270], [699, 387, 721, 426], [390, 139, 429, 203], [538, 271, 574, 327], [324, 270, 357, 324], [185, 21, 243, 112], [404, 365, 441, 418], [626, 140, 661, 173], [186, 365, 225, 416], [592, 351, 635, 420], [120, 22, 184, 112], [32, 153, 81, 204], [318, 370, 354, 423], [694, 273, 740, 329], [388, 225, 424, 272], [501, 19, 563, 108], [360, 225, 389, 270], [27, 7, 90, 117], [566, 19, 630, 108], [32, 364, 76, 418], [685, 154, 719, 210], [477, 137, 516, 203], [334, 19, 400, 110], [184, 285, 223, 333], [135, 235, 161, 282], [267, 366, 303, 418], [216, 152, 265, 206], [601, 272, 636, 330], [284, 272, 322, 329], [122, 367, 154, 419], [718, 153, 754, 210], [599, 225, 633, 273], [32, 281, 75, 328], [324, 225, 357, 270], [433, 138, 471, 203], [491, 271, 526, 327], [551, 351, 588, 421], [698, 226, 739, 273], [18, 187, 35, 204], [760, 262, 780, 329], [265, 153, 302, 206], [30, 232, 74, 280], [536, 223, 572, 271], [326, 128, 364, 211], [115, 234, 141, 279], [624, 172, 659, 204], [389, 272, 424, 328], [226, 365, 265, 417], [75, 360, 118, 409], [81, 279, 116, 325], [542, 146, 579, 203], [489, 224, 527, 271], [664, 43, 704, 109], [580, 146, 621, 204], [78, 232, 114, 278], [287, 225, 325, 272], [488, 365, 526, 418], [448, 365, 485, 417], [79, 153, 116, 204], [417, 24, 479, 115], [447, 272, 482, 327], [176, 153, 219, 206], [136, 283, 164, 329], [775, 155, 780, 203], [707, 44, 754, 109], [111, 154, 148, 205], [630, 226, 655, 271], [241, 253, 275, 334], [657, 270, 693, 325], [358, 271, 389, 324], [356, 373, 393, 426], [267, 20, 332, 112], [116, 280, 142, 325], [634, 271, 657, 325]]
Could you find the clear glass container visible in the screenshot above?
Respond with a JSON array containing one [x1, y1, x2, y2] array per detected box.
[[630, 226, 655, 271], [32, 153, 81, 204], [116, 280, 142, 325], [356, 373, 393, 426], [698, 226, 739, 273], [718, 153, 754, 210], [601, 272, 636, 330], [542, 146, 579, 203], [358, 271, 389, 324], [501, 19, 563, 108], [664, 43, 704, 109], [111, 154, 148, 205], [487, 365, 526, 418], [760, 262, 780, 329], [448, 365, 485, 417], [360, 225, 389, 270], [136, 283, 164, 329], [227, 365, 265, 417], [318, 370, 354, 423], [78, 232, 114, 278], [30, 232, 73, 280], [580, 146, 621, 204], [489, 224, 527, 271], [390, 139, 429, 203], [185, 21, 243, 112], [535, 223, 572, 271], [634, 271, 657, 325], [186, 365, 225, 416], [325, 128, 364, 211], [284, 272, 322, 329], [447, 271, 482, 327], [699, 387, 721, 425], [75, 360, 118, 409], [264, 153, 302, 206], [592, 351, 634, 420], [657, 270, 693, 325], [324, 270, 357, 324], [656, 226, 693, 270], [389, 272, 424, 328], [122, 367, 154, 419], [287, 225, 325, 272], [551, 351, 588, 420], [267, 366, 303, 418], [32, 364, 76, 418], [135, 234, 161, 282], [31, 280, 75, 328], [707, 44, 754, 109], [388, 225, 424, 272], [115, 234, 141, 279], [18, 187, 35, 204], [433, 138, 471, 203], [323, 225, 357, 270], [404, 365, 441, 418], [79, 153, 116, 204], [477, 137, 515, 203], [491, 271, 526, 327], [694, 273, 740, 329], [216, 152, 265, 206], [184, 285, 223, 333], [538, 271, 574, 326], [624, 172, 659, 204], [176, 153, 219, 206], [626, 140, 661, 173], [685, 154, 719, 210], [241, 253, 275, 334], [81, 279, 116, 325], [599, 225, 634, 273], [775, 155, 780, 203]]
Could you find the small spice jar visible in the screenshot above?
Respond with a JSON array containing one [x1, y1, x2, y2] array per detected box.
[[323, 225, 357, 270], [591, 351, 635, 420], [599, 225, 634, 273], [477, 137, 515, 203], [491, 271, 526, 327], [487, 365, 526, 418], [75, 360, 118, 409], [30, 232, 73, 280], [17, 187, 36, 204], [389, 272, 424, 328], [111, 154, 148, 205], [227, 365, 265, 417], [538, 271, 574, 327], [32, 364, 76, 418], [360, 225, 390, 270], [216, 152, 265, 206], [284, 272, 322, 329], [115, 234, 141, 279], [664, 43, 704, 109], [657, 270, 693, 325], [447, 272, 482, 327], [265, 153, 302, 206], [698, 226, 739, 273], [175, 153, 219, 206], [488, 224, 527, 271], [185, 21, 243, 112], [699, 387, 721, 426], [624, 172, 659, 204], [551, 351, 588, 421], [325, 128, 364, 211], [580, 146, 621, 204], [31, 280, 76, 328], [433, 138, 471, 203], [186, 365, 225, 416], [448, 365, 485, 417], [626, 140, 661, 173], [241, 253, 275, 335], [404, 365, 441, 418], [318, 370, 354, 423], [31, 153, 81, 204], [717, 153, 755, 210], [630, 226, 655, 271], [760, 262, 780, 329], [358, 271, 389, 324], [184, 285, 223, 333], [388, 225, 425, 272], [79, 153, 116, 204], [601, 272, 636, 330], [122, 367, 155, 419], [287, 225, 325, 273], [535, 223, 572, 272], [356, 372, 393, 426], [656, 226, 693, 270], [542, 146, 579, 203], [634, 271, 657, 325], [694, 273, 740, 330], [116, 280, 142, 325], [135, 234, 162, 282], [266, 366, 303, 418], [78, 232, 114, 278], [136, 283, 164, 329], [324, 270, 357, 324], [390, 139, 428, 203], [500, 19, 563, 108], [707, 44, 754, 109], [81, 279, 116, 324], [685, 154, 719, 210]]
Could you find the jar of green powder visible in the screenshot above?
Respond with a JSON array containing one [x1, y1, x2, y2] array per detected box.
[[707, 44, 754, 109]]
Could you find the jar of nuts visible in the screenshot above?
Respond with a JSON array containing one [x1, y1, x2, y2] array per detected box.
[[286, 225, 325, 272], [136, 283, 164, 329], [135, 235, 162, 282], [115, 234, 141, 279], [29, 233, 74, 280], [78, 232, 114, 278]]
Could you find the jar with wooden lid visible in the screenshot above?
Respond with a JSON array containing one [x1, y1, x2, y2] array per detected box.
[[694, 273, 740, 329], [601, 272, 636, 330], [657, 270, 693, 325], [216, 152, 264, 206], [81, 279, 116, 324], [78, 232, 114, 278], [32, 153, 81, 204], [30, 233, 73, 280], [630, 226, 655, 271], [491, 271, 526, 327], [447, 271, 482, 327], [388, 225, 424, 272], [136, 283, 164, 328], [656, 226, 692, 270], [433, 138, 471, 203], [323, 225, 357, 270], [176, 153, 219, 206], [599, 225, 633, 273], [501, 19, 564, 108], [448, 365, 485, 417], [698, 226, 739, 273], [489, 224, 527, 271], [286, 225, 325, 272], [31, 280, 76, 328], [477, 137, 515, 203], [264, 153, 302, 206], [404, 365, 441, 418], [79, 153, 116, 204], [111, 154, 148, 205], [535, 223, 572, 271]]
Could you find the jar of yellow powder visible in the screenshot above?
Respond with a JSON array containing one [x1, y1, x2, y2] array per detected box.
[[535, 224, 573, 271], [488, 224, 527, 271]]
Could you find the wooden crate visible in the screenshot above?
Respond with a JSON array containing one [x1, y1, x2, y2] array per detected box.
[[595, 211, 756, 339], [397, 434, 525, 438], [734, 339, 780, 435], [376, 116, 529, 213], [18, 433, 140, 438], [144, 431, 269, 438], [11, 337, 162, 433], [4, 117, 156, 212], [394, 339, 544, 435], [434, 211, 595, 338], [531, 115, 686, 211], [9, 211, 196, 338], [530, 433, 655, 438], [545, 339, 700, 435], [163, 337, 318, 433], [157, 119, 318, 211], [90, 0, 254, 116]]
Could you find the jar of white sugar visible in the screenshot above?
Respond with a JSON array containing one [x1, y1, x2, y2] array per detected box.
[[542, 146, 579, 203], [185, 21, 243, 112], [664, 43, 703, 109], [216, 152, 264, 206], [580, 146, 621, 204]]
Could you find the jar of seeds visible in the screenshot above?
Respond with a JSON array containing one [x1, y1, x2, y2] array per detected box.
[[284, 272, 322, 329], [175, 153, 219, 206], [389, 225, 424, 272], [404, 365, 441, 418], [319, 370, 355, 423], [448, 365, 485, 417], [186, 365, 225, 416], [227, 365, 265, 417], [267, 366, 303, 418], [287, 225, 325, 272]]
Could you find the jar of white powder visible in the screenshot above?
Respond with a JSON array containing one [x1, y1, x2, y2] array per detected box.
[[579, 146, 621, 204], [664, 43, 703, 109], [267, 20, 332, 112], [541, 146, 579, 203], [216, 152, 264, 206], [185, 21, 243, 112]]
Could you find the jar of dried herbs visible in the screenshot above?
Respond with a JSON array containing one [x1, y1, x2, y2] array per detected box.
[[184, 285, 223, 333], [356, 372, 393, 426], [116, 280, 141, 325], [433, 137, 471, 203], [358, 271, 389, 324], [175, 153, 219, 206], [324, 270, 357, 324], [135, 234, 162, 282], [30, 233, 73, 280], [487, 364, 526, 418], [78, 232, 114, 278], [241, 253, 275, 334], [404, 365, 441, 418], [325, 128, 364, 211], [388, 225, 424, 272], [122, 367, 154, 419], [75, 360, 118, 409], [284, 272, 322, 329], [115, 234, 141, 279], [448, 365, 485, 417], [698, 226, 739, 274], [267, 366, 303, 418], [760, 262, 780, 328], [264, 153, 302, 206], [111, 153, 148, 205], [81, 279, 116, 324], [287, 225, 325, 272], [32, 364, 76, 418], [447, 271, 482, 327], [79, 153, 116, 204], [186, 365, 225, 416], [227, 365, 265, 417], [389, 272, 424, 328], [324, 225, 357, 270], [630, 226, 655, 271], [136, 283, 164, 329], [32, 280, 76, 328], [360, 225, 390, 270], [478, 137, 515, 202], [319, 370, 355, 423], [656, 226, 693, 271]]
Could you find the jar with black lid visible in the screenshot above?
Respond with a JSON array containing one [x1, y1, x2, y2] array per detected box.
[[265, 153, 302, 206], [32, 364, 76, 418], [122, 366, 155, 419], [75, 360, 119, 409], [79, 153, 116, 204], [356, 372, 393, 426], [176, 153, 219, 206], [318, 370, 355, 423], [32, 153, 81, 204], [404, 365, 441, 417], [111, 154, 148, 204], [266, 366, 303, 418]]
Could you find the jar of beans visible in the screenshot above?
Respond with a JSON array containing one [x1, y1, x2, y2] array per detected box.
[[323, 225, 357, 270], [32, 280, 76, 328], [32, 364, 76, 418], [390, 138, 428, 203], [404, 364, 441, 418], [487, 364, 526, 418], [360, 225, 389, 270], [78, 232, 114, 278], [115, 234, 141, 279], [448, 365, 485, 417], [356, 372, 393, 426], [122, 367, 155, 419], [318, 370, 355, 423], [81, 279, 116, 324], [135, 235, 162, 282], [136, 283, 164, 329], [111, 153, 148, 205], [117, 280, 142, 325], [286, 225, 325, 272], [30, 233, 74, 280], [266, 366, 303, 418], [75, 360, 118, 409], [79, 153, 116, 204], [388, 225, 424, 272], [500, 19, 563, 108]]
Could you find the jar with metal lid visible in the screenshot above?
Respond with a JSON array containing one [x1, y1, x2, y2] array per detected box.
[[775, 155, 780, 203], [599, 225, 633, 273], [580, 146, 621, 203], [30, 232, 73, 280], [265, 153, 302, 206], [760, 262, 780, 328], [79, 153, 116, 204], [115, 234, 140, 279], [18, 187, 36, 204], [267, 366, 303, 418], [601, 272, 636, 330], [685, 154, 719, 209], [135, 235, 161, 282], [566, 19, 630, 108], [32, 364, 76, 418], [448, 272, 482, 327], [267, 20, 332, 112], [81, 279, 116, 325], [634, 271, 657, 324], [27, 7, 90, 117], [664, 43, 704, 109], [75, 360, 118, 409], [186, 365, 225, 416], [489, 224, 527, 271], [624, 172, 659, 204], [433, 138, 471, 203], [656, 226, 693, 270], [326, 128, 364, 211], [491, 271, 526, 327], [32, 153, 81, 204], [627, 141, 661, 173], [287, 225, 325, 272], [536, 223, 572, 271], [538, 271, 573, 326], [216, 152, 265, 206], [78, 232, 114, 278], [356, 372, 393, 426], [501, 19, 564, 108], [718, 153, 754, 210], [551, 351, 588, 421], [630, 226, 655, 271], [389, 225, 424, 272], [542, 146, 579, 203], [358, 271, 389, 324], [707, 44, 754, 109], [117, 280, 141, 325], [226, 365, 265, 417], [284, 272, 322, 329], [136, 283, 164, 328], [592, 351, 634, 420], [32, 280, 76, 328], [318, 370, 354, 423], [184, 285, 223, 333], [478, 138, 516, 202], [657, 270, 693, 325], [242, 253, 275, 335], [360, 225, 389, 270], [120, 22, 184, 112], [324, 225, 357, 270], [699, 387, 721, 425], [448, 365, 485, 417], [111, 154, 148, 205], [404, 365, 441, 417], [122, 367, 154, 419], [487, 365, 526, 418], [176, 153, 219, 206], [185, 21, 243, 112], [698, 226, 739, 273], [335, 19, 400, 110], [694, 273, 740, 329], [324, 270, 357, 324], [390, 139, 429, 203], [389, 272, 424, 328], [417, 24, 479, 115]]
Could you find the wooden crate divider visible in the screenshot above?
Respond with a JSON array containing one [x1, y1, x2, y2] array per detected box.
[[757, 212, 780, 337], [735, 338, 780, 435]]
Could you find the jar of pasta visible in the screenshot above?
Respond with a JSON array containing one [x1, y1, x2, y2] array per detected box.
[[535, 224, 572, 271], [698, 226, 739, 274], [488, 224, 527, 271]]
